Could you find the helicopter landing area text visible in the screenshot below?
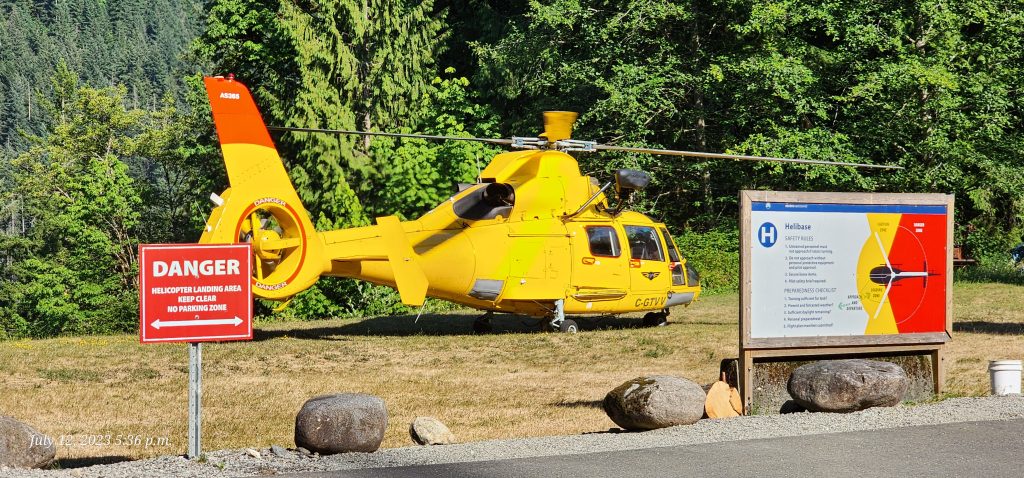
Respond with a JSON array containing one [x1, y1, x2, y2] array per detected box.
[[155, 288, 240, 313], [749, 202, 948, 338], [151, 285, 244, 294]]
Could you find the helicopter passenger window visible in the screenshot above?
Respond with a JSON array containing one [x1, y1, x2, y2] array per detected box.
[[586, 226, 620, 257], [625, 226, 665, 262]]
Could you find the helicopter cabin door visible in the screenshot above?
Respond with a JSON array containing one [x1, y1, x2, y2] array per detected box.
[[624, 224, 672, 310], [567, 223, 629, 311]]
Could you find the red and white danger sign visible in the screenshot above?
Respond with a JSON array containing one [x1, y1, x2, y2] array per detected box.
[[139, 244, 253, 343]]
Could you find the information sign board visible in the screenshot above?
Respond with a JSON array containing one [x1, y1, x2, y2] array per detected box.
[[139, 244, 252, 343], [737, 191, 953, 414], [750, 202, 948, 338]]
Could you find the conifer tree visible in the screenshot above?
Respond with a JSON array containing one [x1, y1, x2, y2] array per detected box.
[[199, 0, 446, 227]]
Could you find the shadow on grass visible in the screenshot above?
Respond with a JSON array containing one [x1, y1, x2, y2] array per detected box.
[[953, 321, 1024, 335], [55, 456, 133, 469], [253, 313, 650, 340], [552, 399, 603, 409], [954, 266, 1024, 286]]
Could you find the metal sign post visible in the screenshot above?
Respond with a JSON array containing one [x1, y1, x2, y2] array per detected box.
[[188, 342, 202, 459]]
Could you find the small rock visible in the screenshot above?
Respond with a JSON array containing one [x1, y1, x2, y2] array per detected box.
[[270, 445, 289, 457], [294, 393, 388, 454], [409, 417, 456, 445], [296, 447, 311, 455], [245, 448, 261, 459], [788, 359, 909, 413], [69, 470, 83, 478], [0, 416, 56, 469], [602, 375, 706, 430]]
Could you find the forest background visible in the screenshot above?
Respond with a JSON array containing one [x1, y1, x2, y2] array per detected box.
[[0, 0, 1022, 338]]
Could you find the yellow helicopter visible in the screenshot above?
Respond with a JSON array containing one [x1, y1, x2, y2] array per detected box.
[[198, 76, 897, 333]]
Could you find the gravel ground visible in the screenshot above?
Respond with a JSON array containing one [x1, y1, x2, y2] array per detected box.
[[4, 395, 1023, 478]]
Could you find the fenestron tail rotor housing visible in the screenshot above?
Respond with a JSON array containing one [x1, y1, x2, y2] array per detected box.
[[235, 200, 307, 292]]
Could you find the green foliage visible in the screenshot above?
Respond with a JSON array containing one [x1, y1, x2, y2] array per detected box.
[[954, 261, 1024, 287], [287, 69, 501, 317], [4, 0, 1024, 334], [676, 229, 740, 295], [196, 0, 448, 228], [471, 0, 1024, 287], [0, 67, 216, 338], [366, 70, 502, 219], [197, 5, 498, 319], [1, 69, 143, 336], [0, 0, 204, 151]]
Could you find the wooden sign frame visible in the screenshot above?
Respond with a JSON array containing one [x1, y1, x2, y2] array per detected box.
[[738, 191, 954, 414]]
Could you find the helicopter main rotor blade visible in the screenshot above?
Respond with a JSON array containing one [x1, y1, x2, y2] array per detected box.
[[594, 145, 902, 170], [271, 125, 901, 170], [267, 126, 514, 147]]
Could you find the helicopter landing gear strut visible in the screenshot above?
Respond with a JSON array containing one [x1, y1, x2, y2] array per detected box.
[[473, 312, 494, 334], [548, 299, 578, 333], [642, 309, 669, 328]]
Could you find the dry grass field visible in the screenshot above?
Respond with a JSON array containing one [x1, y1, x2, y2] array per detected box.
[[0, 282, 1021, 462]]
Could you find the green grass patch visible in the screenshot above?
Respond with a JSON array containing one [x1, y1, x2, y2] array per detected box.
[[37, 367, 102, 383]]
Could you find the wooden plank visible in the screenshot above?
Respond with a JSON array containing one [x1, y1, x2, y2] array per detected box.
[[932, 347, 945, 394], [745, 332, 949, 350], [945, 195, 955, 337], [744, 344, 942, 359], [741, 190, 954, 206], [740, 349, 753, 415], [705, 381, 740, 418], [739, 191, 753, 347]]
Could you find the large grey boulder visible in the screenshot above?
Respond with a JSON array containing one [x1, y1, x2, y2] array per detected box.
[[603, 375, 706, 430], [294, 393, 387, 454], [788, 359, 909, 413], [0, 416, 56, 469], [409, 417, 455, 445]]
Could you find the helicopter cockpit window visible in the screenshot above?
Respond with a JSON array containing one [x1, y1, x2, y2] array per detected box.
[[453, 182, 515, 221], [625, 225, 665, 262], [660, 227, 686, 286], [586, 226, 620, 257]]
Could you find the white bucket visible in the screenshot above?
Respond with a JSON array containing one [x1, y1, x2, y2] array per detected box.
[[989, 360, 1022, 395]]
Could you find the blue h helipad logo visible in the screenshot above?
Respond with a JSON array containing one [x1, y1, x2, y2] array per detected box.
[[758, 222, 777, 248]]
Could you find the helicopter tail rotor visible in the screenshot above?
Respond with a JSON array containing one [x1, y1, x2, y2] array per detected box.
[[199, 76, 327, 300]]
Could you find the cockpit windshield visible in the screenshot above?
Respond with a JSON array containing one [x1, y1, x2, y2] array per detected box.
[[625, 225, 664, 261]]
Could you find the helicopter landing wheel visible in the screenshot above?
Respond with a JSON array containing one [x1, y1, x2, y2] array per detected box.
[[473, 313, 493, 334], [546, 298, 573, 333], [559, 319, 579, 334], [642, 310, 669, 328]]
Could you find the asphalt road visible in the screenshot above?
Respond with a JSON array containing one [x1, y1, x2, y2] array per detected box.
[[282, 419, 1024, 478]]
